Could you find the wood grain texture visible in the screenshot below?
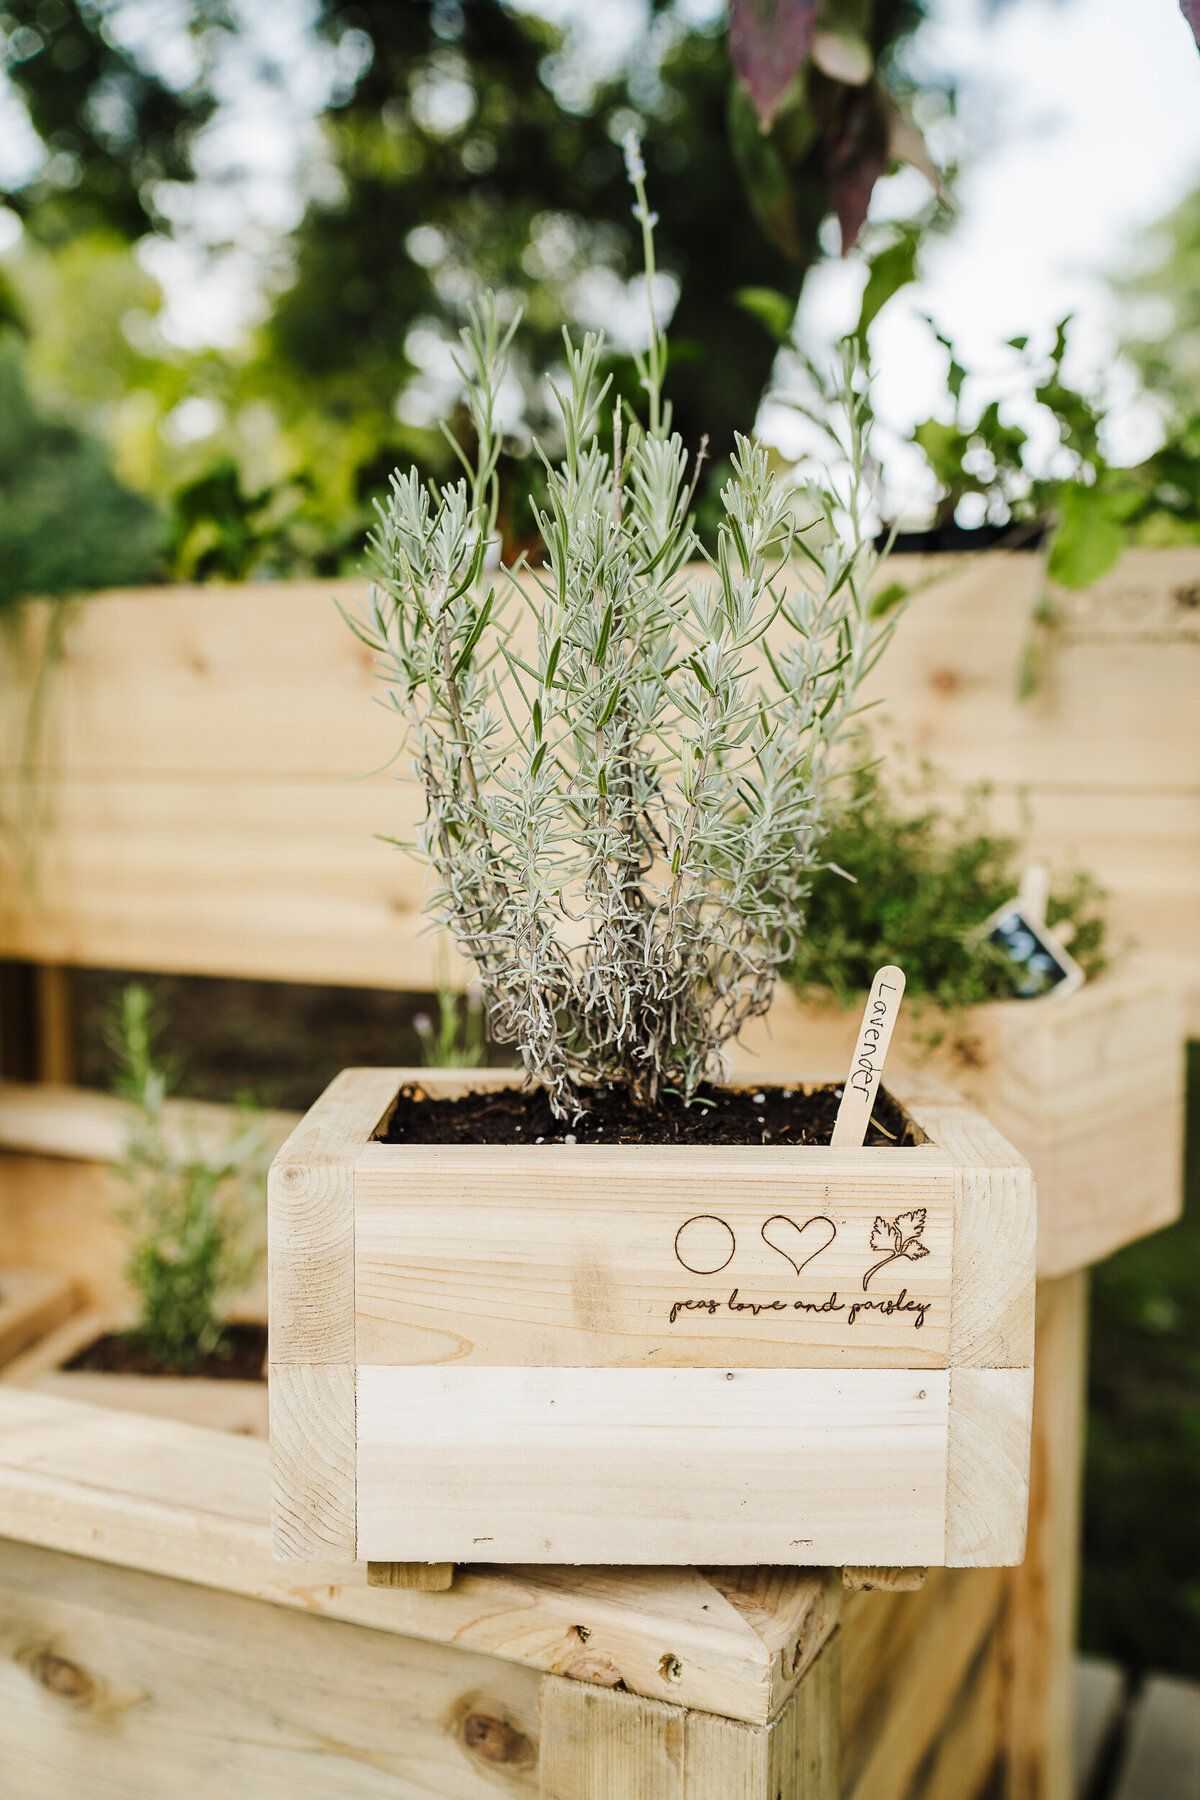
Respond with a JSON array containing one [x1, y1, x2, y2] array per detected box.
[[1000, 1271, 1088, 1800], [0, 1535, 543, 1800], [354, 1138, 955, 1370], [840, 1565, 1006, 1800], [367, 1560, 454, 1590], [0, 1387, 836, 1724], [269, 1362, 356, 1560], [356, 1366, 950, 1566], [685, 1636, 839, 1800], [891, 1068, 1035, 1371], [540, 1678, 685, 1799], [697, 1567, 842, 1705], [945, 1367, 1034, 1567], [3, 550, 1196, 1018], [269, 1066, 398, 1364], [840, 1567, 926, 1593], [907, 1634, 1002, 1800]]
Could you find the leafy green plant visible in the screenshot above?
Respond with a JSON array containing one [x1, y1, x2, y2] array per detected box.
[[911, 318, 1200, 588], [350, 142, 900, 1117], [785, 760, 1107, 1010], [413, 981, 486, 1071], [0, 339, 163, 612], [110, 984, 266, 1372]]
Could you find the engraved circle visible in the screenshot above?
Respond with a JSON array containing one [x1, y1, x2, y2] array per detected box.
[[674, 1215, 736, 1275]]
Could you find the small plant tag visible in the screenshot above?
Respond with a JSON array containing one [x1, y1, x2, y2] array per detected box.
[[830, 964, 906, 1148]]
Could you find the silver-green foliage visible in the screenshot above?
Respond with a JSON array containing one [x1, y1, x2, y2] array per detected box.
[[112, 985, 266, 1370], [350, 145, 899, 1116]]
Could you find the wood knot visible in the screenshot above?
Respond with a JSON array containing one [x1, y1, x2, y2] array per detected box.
[[460, 1711, 536, 1770], [928, 666, 963, 696], [30, 1652, 96, 1706], [276, 1164, 309, 1195]]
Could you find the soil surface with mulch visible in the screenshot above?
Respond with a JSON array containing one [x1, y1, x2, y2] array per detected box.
[[64, 1322, 268, 1380], [382, 1081, 914, 1148]]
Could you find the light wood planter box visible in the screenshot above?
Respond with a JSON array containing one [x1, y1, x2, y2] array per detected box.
[[1, 1306, 268, 1437], [269, 1065, 1036, 1571], [731, 967, 1184, 1278]]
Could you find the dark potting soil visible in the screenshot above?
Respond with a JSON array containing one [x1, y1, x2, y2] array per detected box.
[[64, 1322, 268, 1380], [381, 1081, 914, 1148]]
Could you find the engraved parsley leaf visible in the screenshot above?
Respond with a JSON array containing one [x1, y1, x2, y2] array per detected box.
[[870, 1216, 899, 1253], [894, 1209, 926, 1240]]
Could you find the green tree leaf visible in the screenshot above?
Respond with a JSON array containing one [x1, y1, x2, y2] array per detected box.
[[1047, 483, 1126, 589]]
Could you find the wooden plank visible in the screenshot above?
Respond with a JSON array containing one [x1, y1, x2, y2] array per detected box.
[[354, 1139, 956, 1370], [1, 550, 1197, 1011], [945, 1368, 1034, 1568], [269, 1066, 399, 1364], [1001, 1272, 1089, 1800], [367, 1560, 454, 1590], [0, 1386, 831, 1725], [685, 1636, 840, 1799], [0, 1534, 543, 1800], [0, 1080, 299, 1166], [356, 1366, 950, 1566], [1112, 1675, 1200, 1800], [891, 1069, 1035, 1371], [268, 1067, 401, 1558], [269, 1362, 355, 1559], [540, 1677, 685, 1799], [908, 1636, 1002, 1800], [839, 1566, 1006, 1800], [0, 1268, 78, 1367], [695, 1567, 842, 1707]]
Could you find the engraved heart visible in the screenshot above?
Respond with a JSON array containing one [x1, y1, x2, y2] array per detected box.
[[760, 1213, 837, 1276]]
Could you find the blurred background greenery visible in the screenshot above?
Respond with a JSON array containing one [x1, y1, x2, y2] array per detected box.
[[1, 0, 1198, 594]]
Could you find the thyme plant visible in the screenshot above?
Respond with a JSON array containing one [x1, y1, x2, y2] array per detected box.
[[111, 984, 266, 1371], [350, 140, 900, 1116]]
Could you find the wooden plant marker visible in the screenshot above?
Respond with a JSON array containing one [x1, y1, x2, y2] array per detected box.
[[830, 965, 907, 1148]]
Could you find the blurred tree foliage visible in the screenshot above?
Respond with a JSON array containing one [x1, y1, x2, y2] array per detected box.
[[909, 315, 1200, 592], [0, 329, 162, 609], [0, 0, 943, 578]]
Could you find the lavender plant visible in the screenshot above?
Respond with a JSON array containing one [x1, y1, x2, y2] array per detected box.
[[349, 141, 901, 1117]]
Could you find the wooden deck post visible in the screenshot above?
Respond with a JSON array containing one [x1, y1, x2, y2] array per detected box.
[[539, 1636, 840, 1799], [1001, 1270, 1089, 1800]]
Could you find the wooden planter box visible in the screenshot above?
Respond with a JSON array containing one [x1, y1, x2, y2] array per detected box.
[[269, 1066, 1036, 1571], [731, 967, 1184, 1278], [1, 1306, 268, 1437]]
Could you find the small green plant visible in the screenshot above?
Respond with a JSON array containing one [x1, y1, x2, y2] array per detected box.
[[413, 980, 486, 1070], [349, 139, 900, 1117], [785, 761, 1107, 1011], [110, 984, 266, 1372]]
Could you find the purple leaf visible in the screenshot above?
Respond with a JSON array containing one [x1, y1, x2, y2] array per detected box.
[[729, 0, 819, 132], [827, 82, 891, 253], [1184, 2, 1200, 48]]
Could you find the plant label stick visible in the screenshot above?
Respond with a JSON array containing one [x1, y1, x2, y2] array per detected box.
[[831, 965, 906, 1148]]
